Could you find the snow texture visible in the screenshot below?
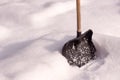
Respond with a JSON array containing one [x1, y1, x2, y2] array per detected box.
[[0, 0, 120, 80]]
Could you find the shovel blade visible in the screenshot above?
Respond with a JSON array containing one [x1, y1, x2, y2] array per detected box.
[[62, 29, 96, 67]]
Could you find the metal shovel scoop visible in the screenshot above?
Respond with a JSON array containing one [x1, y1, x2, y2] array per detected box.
[[62, 0, 96, 67]]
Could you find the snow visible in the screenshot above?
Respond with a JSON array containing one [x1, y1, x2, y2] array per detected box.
[[0, 0, 120, 80], [0, 26, 11, 41]]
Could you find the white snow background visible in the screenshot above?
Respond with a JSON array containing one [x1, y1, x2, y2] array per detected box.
[[0, 0, 120, 80]]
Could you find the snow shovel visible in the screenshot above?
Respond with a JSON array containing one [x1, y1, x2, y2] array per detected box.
[[62, 0, 96, 67]]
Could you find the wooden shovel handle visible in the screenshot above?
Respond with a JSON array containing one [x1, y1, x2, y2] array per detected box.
[[76, 0, 81, 32]]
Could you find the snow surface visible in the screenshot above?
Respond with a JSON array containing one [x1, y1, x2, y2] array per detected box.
[[0, 0, 120, 80]]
